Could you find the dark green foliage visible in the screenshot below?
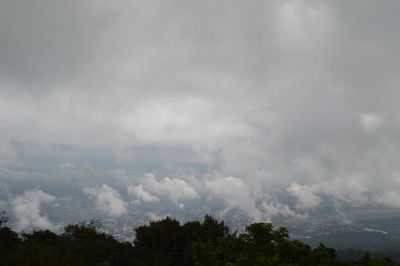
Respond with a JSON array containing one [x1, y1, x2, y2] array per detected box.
[[198, 215, 230, 245], [0, 227, 21, 261], [191, 222, 399, 266], [134, 217, 185, 265], [0, 212, 21, 265], [133, 215, 230, 266], [0, 211, 399, 266], [23, 229, 58, 243]]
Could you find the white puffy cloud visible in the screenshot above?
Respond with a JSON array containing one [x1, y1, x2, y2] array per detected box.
[[288, 175, 371, 211], [287, 183, 322, 210], [206, 176, 262, 220], [205, 176, 305, 221], [140, 173, 198, 204], [83, 184, 127, 216], [12, 189, 57, 232], [260, 200, 306, 220], [127, 184, 159, 203], [146, 212, 168, 222]]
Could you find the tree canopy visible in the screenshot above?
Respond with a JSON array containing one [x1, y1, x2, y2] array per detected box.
[[0, 212, 398, 266]]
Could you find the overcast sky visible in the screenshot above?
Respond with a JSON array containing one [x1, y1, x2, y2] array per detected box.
[[1, 0, 400, 231]]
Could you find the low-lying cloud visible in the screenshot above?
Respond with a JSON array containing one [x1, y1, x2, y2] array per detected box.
[[128, 184, 159, 203], [83, 184, 127, 216], [12, 189, 57, 232], [138, 174, 199, 204]]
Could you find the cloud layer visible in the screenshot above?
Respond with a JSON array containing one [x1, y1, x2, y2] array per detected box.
[[1, 0, 400, 225]]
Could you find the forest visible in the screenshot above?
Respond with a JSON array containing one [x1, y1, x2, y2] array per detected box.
[[0, 211, 398, 266]]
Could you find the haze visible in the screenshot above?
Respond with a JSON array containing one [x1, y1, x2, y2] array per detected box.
[[1, 0, 400, 233]]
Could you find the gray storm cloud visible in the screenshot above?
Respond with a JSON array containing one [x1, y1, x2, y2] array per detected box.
[[1, 0, 400, 223]]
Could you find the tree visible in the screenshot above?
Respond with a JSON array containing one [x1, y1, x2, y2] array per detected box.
[[134, 217, 185, 266], [0, 213, 399, 266], [199, 215, 230, 245], [0, 211, 21, 265], [0, 211, 9, 227]]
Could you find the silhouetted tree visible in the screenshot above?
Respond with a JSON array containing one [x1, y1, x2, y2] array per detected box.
[[0, 212, 21, 265], [0, 212, 399, 266]]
